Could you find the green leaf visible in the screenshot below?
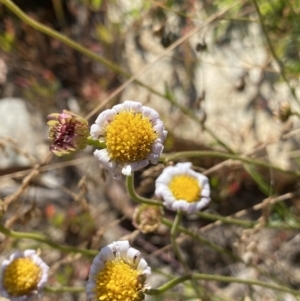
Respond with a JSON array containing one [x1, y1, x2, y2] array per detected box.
[[90, 0, 103, 11]]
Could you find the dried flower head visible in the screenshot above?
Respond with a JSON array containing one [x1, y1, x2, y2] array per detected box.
[[47, 110, 89, 156], [86, 240, 151, 301], [155, 162, 210, 214], [90, 101, 167, 178], [133, 204, 163, 233], [278, 101, 292, 123], [0, 250, 49, 301]]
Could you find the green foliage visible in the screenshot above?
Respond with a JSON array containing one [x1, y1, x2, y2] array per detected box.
[[0, 31, 14, 52], [56, 265, 74, 286], [269, 203, 300, 229], [89, 0, 103, 11]]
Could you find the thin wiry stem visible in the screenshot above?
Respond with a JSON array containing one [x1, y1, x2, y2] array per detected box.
[[161, 150, 300, 177], [86, 137, 106, 148], [0, 0, 167, 103], [43, 271, 300, 296], [126, 174, 163, 206], [0, 0, 244, 153], [146, 273, 300, 296], [164, 93, 235, 153], [251, 0, 298, 103], [0, 224, 98, 257], [170, 211, 203, 299], [196, 211, 255, 227], [170, 212, 186, 270], [162, 218, 240, 261]]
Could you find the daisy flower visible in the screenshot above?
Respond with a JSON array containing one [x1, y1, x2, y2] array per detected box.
[[0, 250, 49, 301], [155, 162, 210, 214], [90, 101, 167, 178], [86, 240, 151, 301]]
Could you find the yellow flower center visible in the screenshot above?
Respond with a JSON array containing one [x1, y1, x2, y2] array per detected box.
[[169, 175, 201, 203], [94, 258, 144, 301], [2, 258, 42, 297], [105, 111, 157, 163]]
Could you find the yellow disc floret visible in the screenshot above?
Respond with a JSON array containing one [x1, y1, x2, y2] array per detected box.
[[94, 259, 144, 301], [105, 111, 157, 163], [3, 258, 42, 297], [169, 175, 201, 203]]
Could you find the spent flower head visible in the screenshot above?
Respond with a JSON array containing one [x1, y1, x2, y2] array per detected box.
[[277, 101, 292, 123], [155, 162, 210, 214], [133, 204, 163, 234], [90, 100, 167, 178], [47, 110, 89, 156], [86, 240, 151, 301], [0, 250, 49, 301]]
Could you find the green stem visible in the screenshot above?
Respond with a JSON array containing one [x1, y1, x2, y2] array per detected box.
[[196, 211, 255, 228], [43, 272, 300, 296], [162, 218, 240, 261], [86, 137, 106, 148], [291, 111, 300, 119], [126, 174, 163, 206], [0, 224, 98, 257], [44, 286, 85, 294], [166, 95, 234, 153], [146, 275, 191, 295], [170, 211, 185, 269], [170, 211, 203, 299], [161, 150, 300, 177], [251, 0, 298, 103], [162, 218, 241, 261], [203, 125, 235, 154], [146, 273, 300, 296]]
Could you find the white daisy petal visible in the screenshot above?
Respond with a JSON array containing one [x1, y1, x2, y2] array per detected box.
[[155, 162, 211, 214], [137, 258, 150, 273], [93, 149, 120, 178], [124, 100, 143, 112], [118, 241, 130, 259], [93, 149, 110, 165], [99, 245, 115, 262], [95, 109, 116, 127], [201, 186, 211, 198], [111, 103, 125, 113], [126, 248, 142, 267], [177, 162, 192, 171], [90, 256, 104, 276], [153, 121, 165, 136], [163, 130, 168, 140], [147, 143, 164, 164], [196, 198, 210, 211], [141, 106, 159, 123], [86, 241, 151, 301], [90, 101, 167, 178], [128, 160, 150, 172], [122, 164, 132, 176]]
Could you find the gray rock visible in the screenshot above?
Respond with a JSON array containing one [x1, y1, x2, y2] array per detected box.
[[0, 98, 47, 169]]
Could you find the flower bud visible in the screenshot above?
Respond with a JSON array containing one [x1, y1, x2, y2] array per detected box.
[[132, 204, 163, 234], [47, 110, 89, 156]]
